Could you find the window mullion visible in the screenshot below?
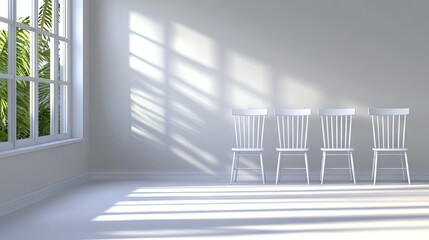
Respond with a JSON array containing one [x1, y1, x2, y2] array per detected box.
[[58, 36, 67, 42], [53, 0, 59, 137], [65, 0, 70, 136], [32, 0, 38, 141], [53, 38, 58, 136], [9, 0, 16, 146], [54, 0, 58, 35], [0, 16, 11, 23], [31, 80, 36, 141], [15, 22, 36, 31]]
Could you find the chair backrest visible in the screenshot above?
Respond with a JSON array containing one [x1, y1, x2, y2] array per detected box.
[[319, 108, 355, 149], [232, 109, 267, 149], [368, 108, 409, 149], [274, 109, 311, 149]]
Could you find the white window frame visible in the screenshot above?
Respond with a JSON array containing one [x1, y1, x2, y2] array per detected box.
[[0, 0, 72, 152]]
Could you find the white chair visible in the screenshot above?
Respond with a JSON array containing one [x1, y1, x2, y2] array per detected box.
[[274, 109, 311, 185], [369, 108, 411, 185], [319, 108, 356, 184], [231, 109, 267, 184]]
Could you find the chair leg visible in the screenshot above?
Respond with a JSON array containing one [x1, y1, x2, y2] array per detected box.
[[404, 152, 411, 185], [373, 152, 378, 185], [320, 152, 324, 181], [230, 152, 236, 184], [260, 153, 266, 184], [371, 152, 375, 181], [400, 155, 406, 181], [350, 152, 356, 184], [304, 152, 310, 185], [321, 151, 326, 185], [234, 154, 240, 182], [278, 156, 283, 181], [347, 153, 353, 181], [275, 152, 281, 185]]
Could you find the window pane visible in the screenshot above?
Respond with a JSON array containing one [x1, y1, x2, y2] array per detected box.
[[58, 84, 67, 134], [0, 22, 8, 74], [16, 28, 31, 77], [0, 0, 8, 19], [0, 79, 7, 142], [38, 0, 53, 32], [58, 0, 66, 37], [38, 34, 53, 80], [38, 82, 51, 136], [59, 40, 67, 82], [16, 0, 32, 26], [16, 80, 30, 140]]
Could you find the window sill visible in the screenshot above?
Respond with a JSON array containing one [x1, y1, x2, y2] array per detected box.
[[0, 138, 85, 159]]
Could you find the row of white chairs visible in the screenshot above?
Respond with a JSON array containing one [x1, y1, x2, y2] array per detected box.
[[230, 108, 410, 185]]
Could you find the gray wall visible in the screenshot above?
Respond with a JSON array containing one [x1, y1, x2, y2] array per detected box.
[[89, 0, 429, 180]]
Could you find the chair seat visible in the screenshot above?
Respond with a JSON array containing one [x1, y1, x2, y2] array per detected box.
[[276, 148, 309, 152], [373, 148, 408, 152], [232, 148, 263, 152], [321, 148, 354, 152]]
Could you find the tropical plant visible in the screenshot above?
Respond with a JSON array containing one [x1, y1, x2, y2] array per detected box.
[[0, 79, 7, 141], [0, 0, 54, 141]]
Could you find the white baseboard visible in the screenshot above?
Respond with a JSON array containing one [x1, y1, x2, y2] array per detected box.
[[0, 173, 89, 217], [90, 172, 225, 181], [90, 171, 429, 182], [90, 171, 309, 182]]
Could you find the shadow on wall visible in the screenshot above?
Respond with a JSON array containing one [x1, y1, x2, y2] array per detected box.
[[128, 12, 225, 176], [127, 12, 308, 177], [128, 11, 329, 178], [124, 1, 426, 179]]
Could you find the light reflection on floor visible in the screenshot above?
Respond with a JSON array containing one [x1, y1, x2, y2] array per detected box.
[[90, 183, 429, 239], [1, 181, 429, 240]]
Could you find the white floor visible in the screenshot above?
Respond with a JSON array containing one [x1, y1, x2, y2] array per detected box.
[[1, 180, 429, 240]]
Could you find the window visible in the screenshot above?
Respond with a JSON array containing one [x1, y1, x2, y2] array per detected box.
[[0, 0, 70, 151]]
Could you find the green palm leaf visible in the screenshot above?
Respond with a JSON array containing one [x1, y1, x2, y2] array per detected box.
[[0, 0, 55, 140]]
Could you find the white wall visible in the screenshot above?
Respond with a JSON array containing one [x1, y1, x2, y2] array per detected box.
[[0, 143, 89, 204], [89, 0, 429, 180], [0, 0, 90, 204]]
